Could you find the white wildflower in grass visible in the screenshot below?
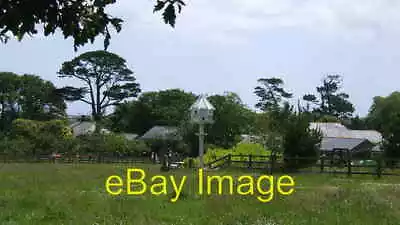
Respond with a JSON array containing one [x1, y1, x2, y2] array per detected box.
[[254, 217, 279, 225], [233, 217, 278, 225]]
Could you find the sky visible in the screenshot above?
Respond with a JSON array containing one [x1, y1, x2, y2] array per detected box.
[[1, 0, 400, 117]]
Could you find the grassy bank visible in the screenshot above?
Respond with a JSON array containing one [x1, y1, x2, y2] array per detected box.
[[1, 163, 400, 225]]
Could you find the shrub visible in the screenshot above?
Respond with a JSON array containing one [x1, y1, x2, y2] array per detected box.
[[41, 119, 73, 139], [104, 134, 126, 154], [9, 119, 73, 156], [183, 157, 197, 168], [11, 119, 41, 139], [126, 139, 151, 156], [75, 133, 150, 156], [75, 134, 107, 154], [0, 136, 34, 157], [184, 143, 274, 168], [11, 118, 72, 141], [282, 113, 322, 170], [3, 120, 152, 159]]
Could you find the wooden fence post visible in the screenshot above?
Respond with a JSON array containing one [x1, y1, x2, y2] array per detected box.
[[227, 154, 232, 167], [248, 154, 252, 169], [347, 150, 352, 177], [269, 154, 276, 175], [320, 155, 325, 173], [376, 158, 382, 179]]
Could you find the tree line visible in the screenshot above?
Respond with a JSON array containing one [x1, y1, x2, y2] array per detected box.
[[2, 2, 400, 167], [1, 50, 400, 167]]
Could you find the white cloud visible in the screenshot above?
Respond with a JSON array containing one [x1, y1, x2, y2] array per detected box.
[[113, 0, 400, 43]]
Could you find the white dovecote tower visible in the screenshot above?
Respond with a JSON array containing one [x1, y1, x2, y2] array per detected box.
[[189, 94, 215, 168]]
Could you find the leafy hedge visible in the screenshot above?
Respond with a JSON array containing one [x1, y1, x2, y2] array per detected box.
[[1, 119, 74, 156], [11, 118, 73, 140], [0, 119, 150, 158], [75, 133, 150, 156]]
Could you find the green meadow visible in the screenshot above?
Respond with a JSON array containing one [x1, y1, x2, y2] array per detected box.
[[1, 163, 400, 225]]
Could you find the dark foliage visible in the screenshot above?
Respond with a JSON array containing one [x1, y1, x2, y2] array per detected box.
[[57, 50, 140, 121], [282, 113, 322, 170], [0, 0, 185, 50]]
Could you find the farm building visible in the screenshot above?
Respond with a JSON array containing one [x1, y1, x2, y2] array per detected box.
[[139, 126, 183, 163], [310, 122, 383, 158], [69, 121, 96, 137], [67, 115, 113, 137], [140, 126, 182, 141]]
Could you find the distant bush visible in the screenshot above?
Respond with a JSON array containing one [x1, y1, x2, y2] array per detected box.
[[11, 118, 72, 140], [0, 136, 34, 157], [75, 134, 106, 154], [76, 133, 150, 156], [7, 119, 73, 156], [41, 119, 73, 139], [104, 134, 126, 154], [183, 157, 197, 168], [1, 119, 151, 160], [282, 113, 322, 170], [126, 139, 151, 156], [11, 119, 41, 139]]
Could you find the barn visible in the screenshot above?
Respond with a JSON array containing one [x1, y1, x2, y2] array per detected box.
[[310, 122, 383, 159]]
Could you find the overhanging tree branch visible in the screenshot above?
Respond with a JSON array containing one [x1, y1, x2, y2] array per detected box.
[[79, 98, 93, 105]]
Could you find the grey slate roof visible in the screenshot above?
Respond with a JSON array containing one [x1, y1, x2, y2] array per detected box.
[[310, 122, 384, 153], [347, 130, 382, 143], [140, 126, 182, 141], [319, 137, 371, 151], [309, 122, 348, 137], [309, 122, 382, 144]]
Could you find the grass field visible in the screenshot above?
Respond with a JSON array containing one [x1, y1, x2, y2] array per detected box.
[[1, 163, 400, 225]]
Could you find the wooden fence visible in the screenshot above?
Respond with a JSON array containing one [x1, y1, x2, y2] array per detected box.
[[205, 153, 400, 178], [3, 152, 400, 178], [0, 153, 150, 164]]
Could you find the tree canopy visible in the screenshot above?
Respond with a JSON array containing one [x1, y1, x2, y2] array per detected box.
[[207, 92, 256, 149], [367, 92, 400, 161], [57, 50, 141, 121], [110, 88, 196, 134], [109, 90, 256, 152], [0, 58, 396, 165], [0, 72, 66, 131], [254, 77, 292, 112], [281, 111, 322, 169], [303, 74, 354, 119], [0, 0, 185, 50]]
